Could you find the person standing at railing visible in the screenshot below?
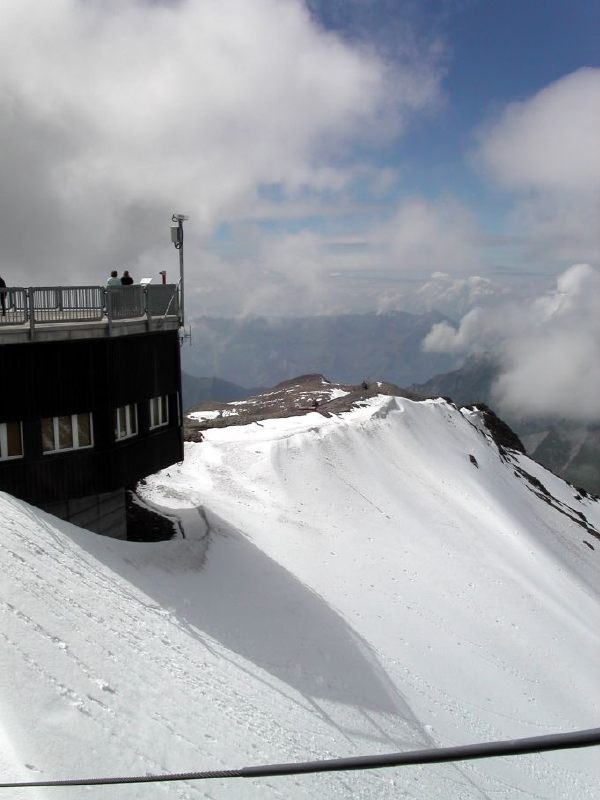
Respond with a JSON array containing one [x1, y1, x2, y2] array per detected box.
[[0, 276, 6, 316], [106, 270, 121, 288], [121, 270, 134, 286]]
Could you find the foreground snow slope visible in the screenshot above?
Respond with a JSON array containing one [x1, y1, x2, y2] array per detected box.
[[1, 396, 599, 798]]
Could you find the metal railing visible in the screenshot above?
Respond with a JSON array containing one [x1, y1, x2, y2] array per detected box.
[[30, 287, 105, 323], [145, 283, 180, 317], [106, 285, 145, 321], [0, 284, 181, 329], [0, 288, 28, 324]]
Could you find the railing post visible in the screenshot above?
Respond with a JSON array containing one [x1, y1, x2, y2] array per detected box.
[[144, 285, 151, 329], [105, 288, 112, 335], [27, 288, 35, 339]]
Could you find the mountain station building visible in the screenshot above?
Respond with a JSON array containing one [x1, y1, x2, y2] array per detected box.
[[0, 283, 183, 538]]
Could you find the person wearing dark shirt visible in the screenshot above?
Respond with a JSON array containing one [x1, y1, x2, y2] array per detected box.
[[0, 276, 7, 316], [121, 271, 134, 286]]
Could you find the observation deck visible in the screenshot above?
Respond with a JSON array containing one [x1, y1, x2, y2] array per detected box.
[[0, 283, 181, 344]]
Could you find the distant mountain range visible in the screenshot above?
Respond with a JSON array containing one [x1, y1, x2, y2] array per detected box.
[[181, 372, 263, 414], [182, 311, 459, 389], [412, 355, 600, 496], [180, 314, 599, 496]]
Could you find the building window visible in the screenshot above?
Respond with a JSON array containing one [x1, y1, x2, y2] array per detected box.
[[42, 413, 93, 453], [149, 395, 169, 429], [115, 404, 138, 440], [0, 421, 24, 460]]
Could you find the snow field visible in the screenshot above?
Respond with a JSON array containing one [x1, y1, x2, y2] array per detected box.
[[1, 395, 599, 798], [144, 396, 600, 796]]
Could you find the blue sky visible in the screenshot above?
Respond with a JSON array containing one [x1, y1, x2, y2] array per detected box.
[[0, 0, 598, 320], [198, 0, 600, 317], [311, 1, 599, 145], [305, 0, 600, 251]]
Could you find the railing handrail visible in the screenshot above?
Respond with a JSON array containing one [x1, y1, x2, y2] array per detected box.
[[0, 284, 181, 331]]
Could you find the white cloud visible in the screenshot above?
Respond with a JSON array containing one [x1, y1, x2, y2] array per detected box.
[[423, 264, 600, 421], [506, 193, 600, 265], [476, 68, 600, 193], [414, 272, 504, 317], [422, 306, 502, 355], [474, 68, 600, 267], [374, 196, 482, 273], [373, 272, 507, 319], [0, 0, 441, 291], [195, 228, 375, 318], [197, 194, 487, 318]]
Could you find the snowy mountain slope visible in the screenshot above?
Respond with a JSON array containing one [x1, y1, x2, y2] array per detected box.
[[411, 354, 600, 496], [1, 395, 599, 798]]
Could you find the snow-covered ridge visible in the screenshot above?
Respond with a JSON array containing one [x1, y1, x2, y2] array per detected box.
[[1, 390, 599, 798]]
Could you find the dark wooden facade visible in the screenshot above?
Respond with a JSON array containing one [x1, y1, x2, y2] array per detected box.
[[0, 330, 183, 505]]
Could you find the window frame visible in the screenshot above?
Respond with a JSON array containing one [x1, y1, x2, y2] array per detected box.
[[115, 404, 138, 441], [41, 413, 94, 455], [0, 421, 24, 460], [149, 395, 169, 430]]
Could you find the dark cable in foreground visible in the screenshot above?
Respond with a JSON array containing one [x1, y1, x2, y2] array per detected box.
[[0, 727, 598, 789]]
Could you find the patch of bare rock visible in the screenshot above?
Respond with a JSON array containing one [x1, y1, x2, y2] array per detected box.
[[184, 374, 426, 440]]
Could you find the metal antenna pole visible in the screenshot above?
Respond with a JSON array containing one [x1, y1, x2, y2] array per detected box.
[[178, 219, 184, 327], [171, 213, 189, 328]]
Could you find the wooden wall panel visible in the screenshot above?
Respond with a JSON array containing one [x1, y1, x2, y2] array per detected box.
[[0, 330, 183, 505]]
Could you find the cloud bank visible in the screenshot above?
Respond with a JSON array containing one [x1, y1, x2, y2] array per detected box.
[[2, 3, 595, 323], [474, 68, 600, 266], [423, 264, 600, 421], [215, 62, 600, 318], [374, 196, 482, 273], [0, 0, 440, 291], [209, 194, 486, 317]]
